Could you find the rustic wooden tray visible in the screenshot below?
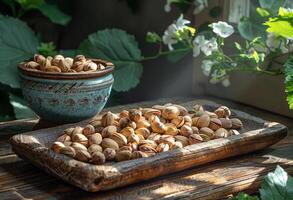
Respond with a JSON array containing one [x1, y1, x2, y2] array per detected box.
[[10, 100, 287, 192]]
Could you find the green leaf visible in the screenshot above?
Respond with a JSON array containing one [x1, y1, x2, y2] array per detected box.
[[37, 42, 57, 57], [284, 56, 293, 109], [9, 93, 36, 119], [15, 0, 71, 25], [234, 42, 242, 51], [230, 192, 259, 200], [264, 8, 293, 38], [59, 49, 77, 57], [259, 0, 284, 15], [38, 3, 71, 25], [256, 7, 270, 17], [0, 14, 40, 88], [166, 42, 190, 63], [79, 28, 143, 92], [260, 165, 293, 200], [238, 17, 267, 41]]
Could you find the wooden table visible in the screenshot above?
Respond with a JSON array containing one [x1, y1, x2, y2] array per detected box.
[[0, 97, 293, 200]]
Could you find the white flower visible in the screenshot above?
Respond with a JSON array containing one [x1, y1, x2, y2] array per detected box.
[[162, 14, 190, 50], [192, 35, 205, 57], [222, 78, 230, 87], [193, 0, 208, 14], [201, 60, 215, 76], [201, 37, 218, 56], [210, 21, 234, 38]]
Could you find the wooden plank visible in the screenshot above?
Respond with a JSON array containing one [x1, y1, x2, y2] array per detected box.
[[10, 99, 287, 192]]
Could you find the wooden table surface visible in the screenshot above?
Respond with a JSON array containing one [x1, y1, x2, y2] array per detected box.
[[0, 97, 293, 200]]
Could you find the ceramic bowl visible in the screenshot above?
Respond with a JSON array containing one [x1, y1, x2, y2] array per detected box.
[[18, 59, 114, 123]]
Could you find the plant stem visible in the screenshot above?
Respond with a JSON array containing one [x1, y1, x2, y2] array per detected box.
[[226, 66, 283, 75], [141, 47, 192, 61]]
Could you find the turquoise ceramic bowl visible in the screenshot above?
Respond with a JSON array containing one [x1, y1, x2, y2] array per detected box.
[[18, 59, 114, 123]]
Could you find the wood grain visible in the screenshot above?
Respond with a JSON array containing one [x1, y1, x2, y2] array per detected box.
[[9, 100, 287, 192]]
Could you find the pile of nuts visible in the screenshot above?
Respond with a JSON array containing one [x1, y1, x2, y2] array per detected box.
[[51, 104, 243, 164], [23, 54, 107, 73]]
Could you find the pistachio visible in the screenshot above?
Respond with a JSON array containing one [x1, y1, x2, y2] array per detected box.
[[57, 134, 71, 143], [82, 124, 95, 137], [97, 63, 105, 70], [91, 152, 106, 164], [183, 115, 192, 126], [74, 55, 86, 63], [119, 110, 129, 118], [129, 142, 138, 151], [25, 61, 40, 69], [162, 106, 180, 120], [34, 54, 45, 64], [142, 108, 161, 119], [72, 133, 88, 146], [103, 148, 116, 161], [173, 104, 188, 116], [71, 61, 84, 72], [139, 139, 158, 149], [120, 127, 134, 138], [132, 151, 148, 159], [88, 133, 102, 145], [129, 109, 142, 122], [116, 150, 132, 161], [45, 66, 62, 72], [189, 134, 203, 144], [101, 138, 119, 151], [119, 145, 133, 152], [157, 135, 175, 146], [194, 110, 207, 117], [171, 116, 184, 128], [83, 61, 97, 71], [215, 106, 231, 118], [71, 142, 87, 151], [215, 128, 229, 138], [199, 127, 215, 139], [191, 126, 199, 134], [174, 135, 189, 146], [88, 144, 103, 154], [147, 133, 161, 142], [64, 57, 73, 66], [101, 125, 117, 138], [229, 129, 240, 136], [60, 146, 76, 158], [151, 121, 166, 133], [164, 123, 178, 136], [119, 117, 132, 129], [219, 118, 232, 129], [136, 119, 151, 129], [231, 118, 243, 129], [51, 141, 65, 153], [135, 127, 151, 138], [156, 143, 169, 153], [193, 104, 204, 112], [109, 132, 127, 147], [63, 141, 72, 146], [199, 134, 211, 142], [101, 112, 117, 127], [152, 105, 166, 111], [139, 144, 157, 154], [58, 59, 71, 72], [63, 127, 74, 137], [180, 125, 193, 137], [71, 126, 83, 137], [170, 141, 183, 150], [209, 118, 222, 131], [40, 58, 51, 71], [206, 111, 218, 118], [196, 114, 210, 128], [128, 133, 140, 143], [75, 150, 91, 162]]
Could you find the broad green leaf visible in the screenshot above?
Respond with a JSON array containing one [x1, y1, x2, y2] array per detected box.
[[256, 7, 270, 17], [9, 93, 36, 119], [238, 17, 267, 41], [0, 14, 39, 88], [259, 0, 284, 14], [38, 3, 71, 25], [260, 165, 293, 200], [79, 29, 143, 92], [15, 0, 71, 25], [279, 7, 293, 18]]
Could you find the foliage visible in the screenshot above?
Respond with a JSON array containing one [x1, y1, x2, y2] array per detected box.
[[230, 166, 293, 200], [37, 42, 57, 57], [1, 0, 71, 25], [284, 56, 293, 109], [79, 29, 143, 92]]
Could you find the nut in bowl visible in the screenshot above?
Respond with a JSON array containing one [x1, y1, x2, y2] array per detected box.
[[18, 54, 114, 123]]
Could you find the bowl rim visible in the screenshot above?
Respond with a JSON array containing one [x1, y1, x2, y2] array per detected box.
[[18, 58, 114, 80]]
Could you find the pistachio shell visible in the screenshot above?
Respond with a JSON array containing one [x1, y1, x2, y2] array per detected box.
[[129, 109, 142, 122], [215, 106, 231, 118], [151, 121, 166, 133], [219, 118, 233, 129], [215, 128, 229, 138], [75, 150, 91, 162], [88, 133, 102, 145], [119, 146, 133, 152], [71, 142, 87, 151], [45, 66, 62, 72], [72, 133, 88, 146], [164, 123, 178, 136], [162, 106, 180, 120], [116, 150, 132, 161], [119, 117, 132, 129], [101, 125, 117, 138], [209, 118, 222, 131], [91, 151, 106, 164], [174, 135, 189, 146], [57, 134, 71, 143], [101, 112, 117, 127], [180, 125, 193, 137], [199, 127, 215, 139], [128, 133, 140, 143], [189, 134, 203, 144], [139, 144, 157, 153], [156, 143, 169, 153], [229, 129, 240, 136], [103, 148, 116, 161], [63, 127, 74, 137], [109, 132, 127, 147], [170, 141, 183, 150], [171, 116, 185, 128], [82, 124, 95, 137], [136, 119, 151, 129], [119, 110, 129, 118], [120, 127, 134, 138], [135, 128, 151, 138], [88, 144, 103, 154], [157, 135, 175, 146], [101, 138, 119, 151], [132, 151, 148, 159], [72, 126, 83, 136], [60, 146, 76, 158], [51, 141, 65, 153], [147, 133, 161, 142], [231, 118, 243, 129], [196, 114, 210, 128]]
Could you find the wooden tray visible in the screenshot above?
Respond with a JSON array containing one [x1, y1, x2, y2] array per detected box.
[[10, 100, 287, 192]]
